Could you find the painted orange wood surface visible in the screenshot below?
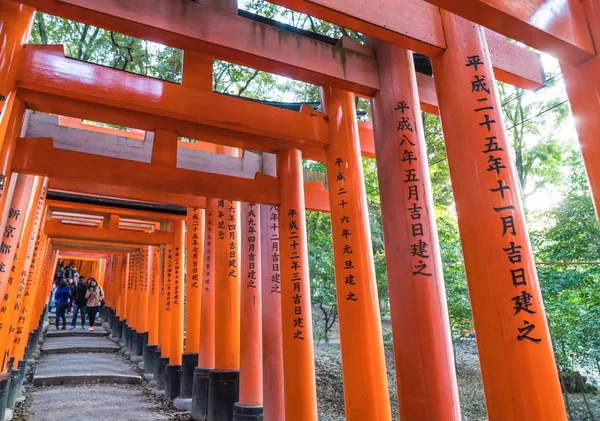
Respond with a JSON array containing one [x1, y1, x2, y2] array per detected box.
[[198, 199, 216, 369], [185, 208, 204, 354]]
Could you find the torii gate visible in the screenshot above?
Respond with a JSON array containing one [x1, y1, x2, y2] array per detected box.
[[1, 0, 598, 420]]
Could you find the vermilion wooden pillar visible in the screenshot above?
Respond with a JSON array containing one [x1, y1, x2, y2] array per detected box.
[[234, 203, 263, 418], [147, 246, 161, 346], [371, 42, 461, 420], [321, 87, 392, 421], [0, 174, 38, 371], [0, 0, 34, 103], [138, 246, 151, 334], [561, 1, 600, 226], [8, 178, 47, 366], [186, 208, 205, 354], [166, 220, 185, 399], [0, 96, 26, 222], [209, 196, 241, 419], [259, 154, 284, 421], [431, 12, 566, 420], [192, 199, 216, 421], [277, 149, 317, 421], [160, 246, 173, 360]]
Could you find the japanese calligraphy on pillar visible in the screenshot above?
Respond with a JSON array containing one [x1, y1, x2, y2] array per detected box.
[[227, 200, 238, 280], [166, 246, 173, 312], [151, 247, 159, 297], [393, 100, 433, 279], [174, 244, 181, 306], [204, 206, 213, 292], [268, 206, 280, 294], [190, 208, 201, 289], [245, 204, 258, 289], [286, 208, 305, 340], [331, 157, 360, 302], [141, 248, 149, 293], [465, 54, 540, 344]]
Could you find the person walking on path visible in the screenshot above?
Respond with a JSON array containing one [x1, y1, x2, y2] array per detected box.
[[70, 276, 88, 330], [53, 281, 71, 330], [85, 278, 103, 332], [66, 278, 75, 315]]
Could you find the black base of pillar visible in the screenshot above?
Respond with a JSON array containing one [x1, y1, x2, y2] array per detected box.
[[7, 360, 26, 409], [152, 348, 161, 377], [0, 373, 10, 421], [208, 370, 240, 421], [180, 353, 198, 399], [165, 364, 182, 399], [191, 367, 212, 421], [135, 332, 147, 357], [233, 403, 263, 421], [156, 357, 169, 390], [126, 327, 134, 350], [143, 344, 159, 375], [111, 316, 120, 338]]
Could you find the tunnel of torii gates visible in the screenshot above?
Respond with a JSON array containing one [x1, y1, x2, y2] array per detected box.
[[0, 0, 599, 420]]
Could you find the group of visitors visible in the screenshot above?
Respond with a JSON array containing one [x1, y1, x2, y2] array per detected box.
[[51, 262, 104, 331]]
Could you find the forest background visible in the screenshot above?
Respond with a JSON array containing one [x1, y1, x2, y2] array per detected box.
[[28, 1, 600, 418]]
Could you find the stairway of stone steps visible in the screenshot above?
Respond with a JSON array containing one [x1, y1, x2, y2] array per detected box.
[[25, 313, 170, 421]]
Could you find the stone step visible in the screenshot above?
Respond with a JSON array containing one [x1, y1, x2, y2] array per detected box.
[[33, 353, 142, 386], [41, 336, 120, 355], [46, 326, 108, 338], [30, 385, 168, 420]]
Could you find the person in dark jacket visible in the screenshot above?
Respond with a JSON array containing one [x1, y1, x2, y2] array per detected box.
[[70, 276, 88, 330], [53, 281, 71, 330]]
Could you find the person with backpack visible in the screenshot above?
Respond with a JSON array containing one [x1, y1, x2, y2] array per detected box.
[[53, 281, 71, 330], [85, 278, 104, 332], [69, 276, 88, 330]]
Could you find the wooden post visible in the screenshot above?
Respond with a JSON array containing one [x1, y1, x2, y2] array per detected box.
[[431, 12, 566, 419], [170, 220, 185, 363], [260, 154, 285, 421], [160, 245, 172, 359], [186, 207, 204, 354], [9, 178, 47, 365], [320, 87, 392, 421], [277, 149, 318, 421], [147, 246, 161, 346], [370, 42, 461, 420], [234, 202, 263, 417], [138, 246, 151, 334], [0, 174, 38, 371], [199, 199, 216, 369]]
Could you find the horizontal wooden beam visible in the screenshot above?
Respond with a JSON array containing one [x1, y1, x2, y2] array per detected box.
[[13, 0, 379, 95], [49, 178, 207, 209], [272, 0, 546, 87], [17, 47, 330, 150], [14, 137, 280, 205], [422, 0, 595, 65], [46, 200, 185, 222], [45, 219, 173, 245], [52, 238, 143, 251]]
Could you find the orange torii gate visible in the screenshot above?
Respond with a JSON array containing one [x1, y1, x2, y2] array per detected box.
[[2, 0, 600, 420]]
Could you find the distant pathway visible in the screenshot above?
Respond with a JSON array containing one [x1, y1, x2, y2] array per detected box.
[[26, 314, 168, 421]]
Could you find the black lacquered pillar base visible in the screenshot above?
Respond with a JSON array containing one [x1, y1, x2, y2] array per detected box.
[[165, 364, 182, 399], [180, 353, 198, 399], [233, 403, 263, 421], [191, 367, 212, 421], [143, 344, 159, 375], [208, 370, 240, 421], [0, 374, 10, 421], [156, 357, 169, 390]]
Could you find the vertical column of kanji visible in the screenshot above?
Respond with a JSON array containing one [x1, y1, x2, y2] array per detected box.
[[259, 191, 284, 421], [119, 254, 130, 343], [186, 208, 204, 354], [0, 96, 25, 227], [431, 12, 566, 420], [183, 208, 205, 401], [10, 178, 48, 365], [166, 220, 185, 399], [125, 252, 135, 343], [561, 1, 600, 225], [3, 176, 42, 371], [320, 87, 392, 421], [277, 149, 317, 421], [144, 246, 161, 376], [370, 43, 461, 420], [136, 246, 150, 357], [0, 174, 36, 372], [29, 238, 51, 334], [234, 203, 263, 418], [209, 197, 241, 420], [20, 229, 48, 347], [192, 199, 216, 421], [156, 245, 173, 391]]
